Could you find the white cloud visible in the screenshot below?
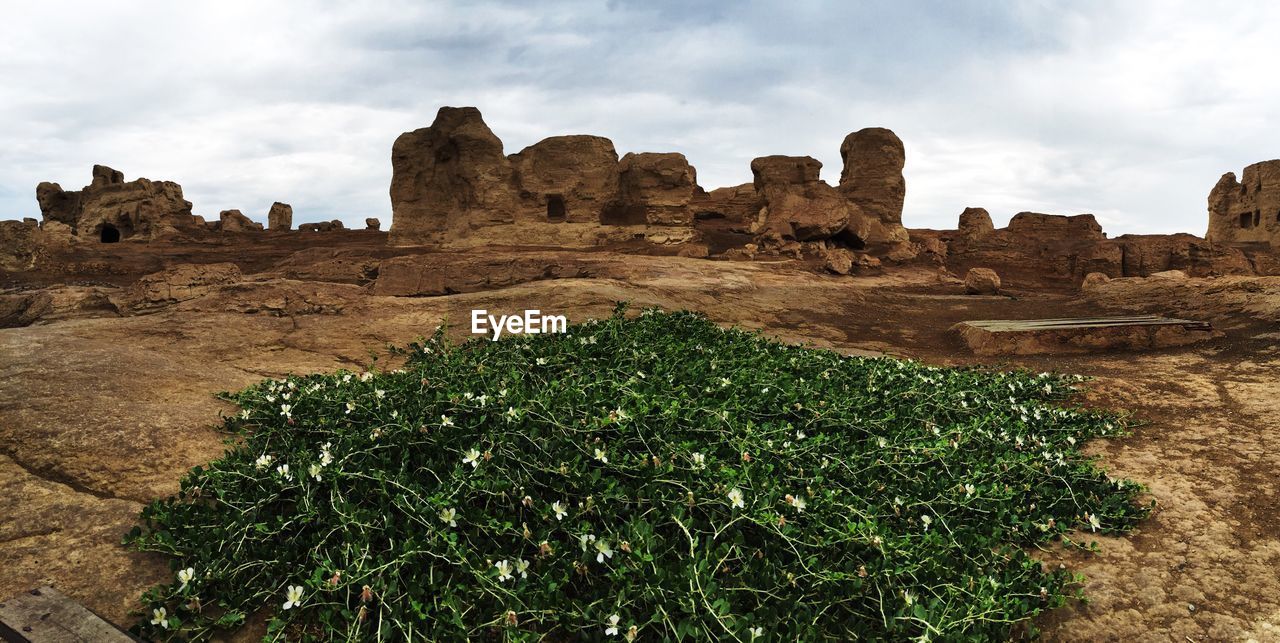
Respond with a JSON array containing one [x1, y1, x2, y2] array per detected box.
[[2, 0, 1279, 235]]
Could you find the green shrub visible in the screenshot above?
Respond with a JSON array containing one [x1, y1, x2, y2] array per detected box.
[[125, 307, 1149, 641]]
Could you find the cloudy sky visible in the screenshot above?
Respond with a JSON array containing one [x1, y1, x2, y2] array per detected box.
[[2, 0, 1278, 234]]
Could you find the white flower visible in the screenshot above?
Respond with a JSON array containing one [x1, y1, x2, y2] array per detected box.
[[151, 606, 168, 629], [375, 389, 386, 399], [877, 437, 888, 448], [342, 373, 352, 383], [495, 560, 514, 582], [441, 415, 454, 427], [309, 463, 322, 481], [345, 401, 355, 414], [579, 533, 597, 551], [319, 444, 334, 467], [440, 507, 457, 527], [536, 357, 548, 365], [552, 501, 568, 521], [728, 488, 745, 509], [239, 409, 251, 420], [595, 539, 614, 563], [255, 454, 274, 469], [795, 430, 806, 440], [283, 584, 304, 610], [626, 625, 639, 642], [788, 495, 807, 512], [505, 406, 518, 420], [265, 394, 276, 403], [964, 483, 976, 496], [594, 448, 608, 463], [750, 626, 764, 640], [360, 372, 373, 382], [463, 448, 482, 469], [903, 590, 915, 606], [921, 514, 933, 530], [690, 452, 706, 469], [1088, 513, 1102, 532], [605, 614, 621, 636], [514, 558, 529, 578], [177, 567, 194, 590]]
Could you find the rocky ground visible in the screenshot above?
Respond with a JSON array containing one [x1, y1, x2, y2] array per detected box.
[[1, 246, 1278, 641]]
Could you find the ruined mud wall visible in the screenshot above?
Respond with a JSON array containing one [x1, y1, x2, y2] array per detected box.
[[942, 209, 1269, 288], [36, 165, 198, 241], [1206, 160, 1280, 248], [387, 106, 909, 251]]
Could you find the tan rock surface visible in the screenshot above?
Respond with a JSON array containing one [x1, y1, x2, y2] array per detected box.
[[2, 246, 1280, 643], [267, 202, 293, 231], [963, 267, 1001, 294]]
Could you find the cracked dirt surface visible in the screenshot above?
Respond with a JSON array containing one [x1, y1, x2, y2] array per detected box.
[[2, 257, 1278, 641]]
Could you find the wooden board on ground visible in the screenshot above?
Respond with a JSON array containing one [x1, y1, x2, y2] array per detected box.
[[953, 315, 1218, 355], [0, 587, 137, 643]]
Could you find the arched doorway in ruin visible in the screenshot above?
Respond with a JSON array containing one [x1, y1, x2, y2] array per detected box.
[[100, 223, 121, 243]]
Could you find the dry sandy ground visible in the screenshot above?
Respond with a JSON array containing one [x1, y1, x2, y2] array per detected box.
[[1, 257, 1277, 641]]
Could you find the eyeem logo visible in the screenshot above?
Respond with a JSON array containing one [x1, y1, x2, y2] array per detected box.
[[472, 309, 568, 340]]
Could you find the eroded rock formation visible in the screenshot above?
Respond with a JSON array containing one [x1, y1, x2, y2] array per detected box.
[[35, 165, 197, 241], [839, 128, 909, 244], [942, 209, 1265, 287], [268, 202, 293, 230], [1206, 160, 1280, 248], [387, 106, 906, 252], [219, 209, 263, 232]]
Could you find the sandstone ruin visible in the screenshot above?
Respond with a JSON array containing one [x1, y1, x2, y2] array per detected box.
[[387, 106, 909, 251], [1207, 159, 1280, 248], [35, 165, 198, 242]]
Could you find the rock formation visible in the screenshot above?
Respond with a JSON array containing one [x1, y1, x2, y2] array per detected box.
[[749, 156, 855, 242], [387, 106, 906, 252], [35, 165, 197, 241], [268, 202, 293, 230], [365, 218, 381, 230], [219, 209, 263, 232], [1206, 160, 1280, 248], [509, 135, 621, 224], [388, 107, 701, 248], [964, 267, 1002, 294], [839, 128, 909, 244], [942, 208, 1264, 287], [606, 153, 697, 226]]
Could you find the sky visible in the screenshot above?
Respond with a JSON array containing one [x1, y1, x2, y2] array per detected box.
[[2, 0, 1279, 235]]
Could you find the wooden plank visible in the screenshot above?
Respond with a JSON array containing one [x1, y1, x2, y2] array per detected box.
[[0, 587, 137, 643], [962, 316, 1210, 332]]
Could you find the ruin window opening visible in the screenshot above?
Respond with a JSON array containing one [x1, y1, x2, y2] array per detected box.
[[546, 194, 566, 223], [1240, 212, 1253, 228], [100, 224, 121, 243]]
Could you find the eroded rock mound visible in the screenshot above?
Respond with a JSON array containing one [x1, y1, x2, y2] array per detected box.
[[839, 128, 909, 244], [389, 107, 518, 246], [365, 218, 381, 231], [750, 156, 854, 242], [268, 202, 293, 231], [388, 107, 702, 249], [1206, 160, 1280, 248], [964, 267, 1002, 294], [509, 135, 620, 224], [219, 210, 263, 232], [35, 165, 197, 241]]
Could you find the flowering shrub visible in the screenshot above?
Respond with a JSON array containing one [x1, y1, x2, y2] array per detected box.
[[125, 306, 1149, 641]]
